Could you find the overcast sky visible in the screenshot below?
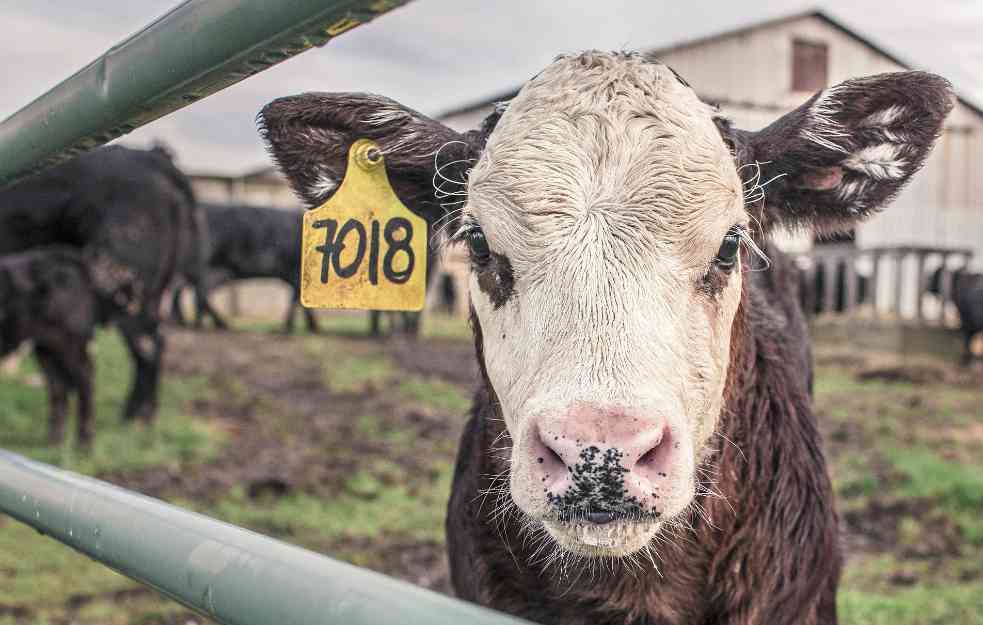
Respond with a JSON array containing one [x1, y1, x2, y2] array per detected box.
[[3, 1, 982, 175]]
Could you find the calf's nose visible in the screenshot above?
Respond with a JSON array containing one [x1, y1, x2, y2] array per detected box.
[[527, 407, 677, 514]]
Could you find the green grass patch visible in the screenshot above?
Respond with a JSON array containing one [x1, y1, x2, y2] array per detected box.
[[885, 448, 983, 543], [0, 329, 222, 475], [421, 313, 472, 341], [398, 377, 471, 414], [321, 348, 396, 394], [839, 583, 983, 625], [831, 453, 882, 503], [208, 460, 453, 547], [0, 518, 136, 612]]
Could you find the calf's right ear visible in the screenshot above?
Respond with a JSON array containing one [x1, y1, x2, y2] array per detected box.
[[724, 71, 954, 234], [258, 93, 475, 221]]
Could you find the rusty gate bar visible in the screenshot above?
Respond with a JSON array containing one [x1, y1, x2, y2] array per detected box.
[[0, 450, 534, 625], [0, 0, 412, 187]]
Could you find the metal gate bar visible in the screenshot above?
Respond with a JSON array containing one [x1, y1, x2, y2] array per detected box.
[[0, 0, 411, 186], [0, 450, 531, 625]]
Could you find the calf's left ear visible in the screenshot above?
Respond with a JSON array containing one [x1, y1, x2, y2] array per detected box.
[[258, 93, 474, 221], [726, 71, 954, 233]]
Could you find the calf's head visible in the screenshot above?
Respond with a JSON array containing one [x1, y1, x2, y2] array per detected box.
[[260, 51, 951, 557]]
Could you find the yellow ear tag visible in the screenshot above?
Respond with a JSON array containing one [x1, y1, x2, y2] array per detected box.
[[300, 139, 427, 311]]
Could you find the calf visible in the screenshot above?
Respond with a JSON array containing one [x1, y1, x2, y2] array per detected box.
[[169, 202, 317, 334], [260, 52, 951, 624], [0, 145, 198, 421], [929, 266, 983, 365], [0, 247, 101, 445]]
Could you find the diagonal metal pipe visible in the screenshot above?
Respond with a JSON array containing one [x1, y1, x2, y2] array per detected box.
[[0, 450, 535, 625], [0, 0, 412, 187]]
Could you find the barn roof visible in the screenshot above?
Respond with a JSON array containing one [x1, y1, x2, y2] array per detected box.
[[438, 8, 983, 121]]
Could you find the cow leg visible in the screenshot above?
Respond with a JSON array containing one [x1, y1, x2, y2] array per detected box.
[[170, 285, 188, 326], [67, 343, 95, 448], [34, 346, 69, 445], [282, 289, 298, 334], [282, 305, 296, 334], [195, 285, 229, 330], [304, 307, 319, 334], [369, 311, 382, 337], [293, 284, 319, 334], [117, 314, 163, 422], [961, 331, 974, 367], [403, 312, 422, 339]]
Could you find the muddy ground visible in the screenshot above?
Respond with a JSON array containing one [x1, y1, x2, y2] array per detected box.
[[119, 326, 477, 596], [2, 317, 980, 624]]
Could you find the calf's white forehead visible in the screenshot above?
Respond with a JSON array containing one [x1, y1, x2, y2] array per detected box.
[[464, 53, 746, 438], [467, 52, 744, 274]]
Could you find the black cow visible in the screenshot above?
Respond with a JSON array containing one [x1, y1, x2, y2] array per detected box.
[[0, 145, 199, 422], [929, 266, 983, 365], [798, 259, 869, 316], [170, 197, 228, 330], [0, 247, 102, 445], [169, 202, 317, 334]]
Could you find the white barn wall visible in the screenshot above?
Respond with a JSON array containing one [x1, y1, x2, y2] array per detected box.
[[658, 14, 983, 278], [431, 13, 983, 321]]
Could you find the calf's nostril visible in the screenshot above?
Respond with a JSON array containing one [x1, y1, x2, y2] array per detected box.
[[637, 426, 671, 469], [638, 445, 660, 467], [541, 440, 564, 469], [586, 510, 617, 525]]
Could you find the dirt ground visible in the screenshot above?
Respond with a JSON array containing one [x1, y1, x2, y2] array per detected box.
[[156, 326, 983, 610], [1, 317, 980, 624], [135, 326, 476, 595]]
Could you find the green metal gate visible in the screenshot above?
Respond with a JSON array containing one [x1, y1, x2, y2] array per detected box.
[[0, 2, 534, 623]]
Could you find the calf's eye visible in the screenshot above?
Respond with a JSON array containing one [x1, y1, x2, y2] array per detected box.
[[714, 230, 741, 270], [467, 229, 491, 263]]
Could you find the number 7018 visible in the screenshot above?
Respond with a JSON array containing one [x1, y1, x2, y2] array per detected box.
[[311, 217, 415, 285]]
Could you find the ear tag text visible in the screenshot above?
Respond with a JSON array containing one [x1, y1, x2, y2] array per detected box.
[[300, 139, 426, 311]]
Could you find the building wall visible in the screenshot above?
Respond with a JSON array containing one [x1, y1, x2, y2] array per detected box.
[[190, 172, 299, 210], [657, 14, 983, 273], [438, 15, 983, 320]]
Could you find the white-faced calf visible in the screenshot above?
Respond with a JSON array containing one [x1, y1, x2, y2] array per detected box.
[[260, 52, 951, 625]]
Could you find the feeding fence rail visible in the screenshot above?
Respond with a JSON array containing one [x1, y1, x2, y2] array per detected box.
[[0, 1, 534, 623]]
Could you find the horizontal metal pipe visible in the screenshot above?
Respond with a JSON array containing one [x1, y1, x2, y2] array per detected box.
[[0, 450, 534, 625], [0, 0, 412, 186]]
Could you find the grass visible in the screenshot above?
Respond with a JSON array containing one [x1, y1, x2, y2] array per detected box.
[[1, 319, 981, 624], [0, 329, 224, 623], [0, 330, 223, 475], [814, 354, 983, 625], [839, 585, 983, 625], [208, 461, 453, 547]]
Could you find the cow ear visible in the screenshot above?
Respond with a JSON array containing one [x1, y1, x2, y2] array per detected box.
[[258, 93, 475, 221], [727, 72, 954, 233]]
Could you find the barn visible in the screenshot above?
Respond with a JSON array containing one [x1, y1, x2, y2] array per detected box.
[[435, 9, 983, 323]]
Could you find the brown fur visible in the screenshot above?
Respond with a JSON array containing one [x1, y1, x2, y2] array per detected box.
[[447, 244, 840, 625]]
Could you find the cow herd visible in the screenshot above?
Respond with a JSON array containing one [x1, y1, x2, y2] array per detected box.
[[0, 145, 326, 445]]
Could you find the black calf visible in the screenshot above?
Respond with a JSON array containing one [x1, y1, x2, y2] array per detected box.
[[0, 247, 100, 445]]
